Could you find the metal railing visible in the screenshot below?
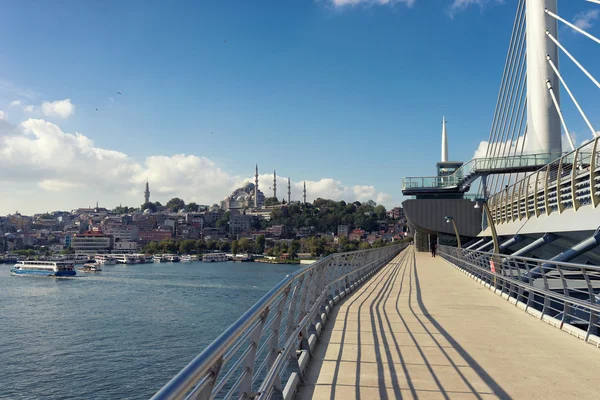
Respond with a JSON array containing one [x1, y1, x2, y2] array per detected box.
[[438, 245, 600, 343], [152, 244, 405, 400], [488, 137, 600, 224], [402, 153, 559, 191]]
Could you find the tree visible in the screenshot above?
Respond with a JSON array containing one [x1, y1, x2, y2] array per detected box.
[[166, 197, 186, 212], [359, 242, 371, 250], [238, 238, 251, 252], [186, 202, 199, 212], [374, 205, 387, 220], [195, 239, 207, 252], [289, 240, 300, 259], [219, 241, 231, 252], [179, 239, 196, 254], [232, 240, 239, 255], [141, 202, 157, 212], [216, 211, 230, 229], [255, 235, 265, 254], [264, 197, 280, 207], [159, 239, 178, 253], [144, 241, 159, 254]]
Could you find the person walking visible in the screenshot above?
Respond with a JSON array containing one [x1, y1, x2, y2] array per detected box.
[[431, 242, 437, 257]]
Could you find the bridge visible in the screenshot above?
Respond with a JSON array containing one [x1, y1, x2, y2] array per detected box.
[[151, 0, 600, 399], [150, 244, 600, 399]]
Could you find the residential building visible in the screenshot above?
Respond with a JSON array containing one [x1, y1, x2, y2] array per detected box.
[[139, 230, 172, 242], [349, 229, 366, 242], [71, 231, 112, 255], [337, 225, 350, 236], [266, 225, 290, 239], [102, 223, 139, 242], [229, 214, 255, 236]]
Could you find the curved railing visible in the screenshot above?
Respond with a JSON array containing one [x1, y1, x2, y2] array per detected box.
[[152, 244, 405, 400], [402, 153, 559, 192], [488, 137, 600, 224], [438, 245, 600, 344]]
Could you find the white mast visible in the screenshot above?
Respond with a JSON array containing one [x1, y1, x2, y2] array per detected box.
[[441, 115, 448, 162]]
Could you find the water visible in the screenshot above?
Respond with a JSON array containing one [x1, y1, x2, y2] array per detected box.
[[0, 261, 299, 400]]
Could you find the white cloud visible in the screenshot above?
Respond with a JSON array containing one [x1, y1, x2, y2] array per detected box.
[[448, 0, 504, 17], [573, 9, 600, 30], [9, 100, 21, 108], [24, 105, 34, 112], [0, 111, 5, 120], [327, 0, 415, 7], [0, 118, 393, 213], [41, 98, 75, 119]]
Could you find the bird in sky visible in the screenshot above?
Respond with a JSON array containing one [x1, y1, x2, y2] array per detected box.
[[224, 40, 228, 43], [211, 132, 214, 135], [117, 91, 122, 95], [96, 108, 98, 111]]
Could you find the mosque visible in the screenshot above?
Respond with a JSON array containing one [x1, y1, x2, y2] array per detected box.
[[220, 165, 306, 211]]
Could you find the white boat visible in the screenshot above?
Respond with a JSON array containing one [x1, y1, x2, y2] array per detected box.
[[153, 255, 167, 263], [202, 253, 228, 262], [113, 254, 138, 264], [95, 254, 117, 265], [79, 262, 102, 272], [180, 255, 193, 262], [164, 254, 180, 263], [144, 255, 153, 263], [71, 254, 90, 264], [11, 260, 76, 277]]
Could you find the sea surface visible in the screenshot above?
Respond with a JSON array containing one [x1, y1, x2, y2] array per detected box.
[[0, 261, 299, 400]]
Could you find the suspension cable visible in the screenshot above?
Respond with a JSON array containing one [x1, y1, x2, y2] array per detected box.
[[546, 81, 575, 151], [545, 9, 600, 46], [546, 32, 600, 89], [546, 55, 599, 138]]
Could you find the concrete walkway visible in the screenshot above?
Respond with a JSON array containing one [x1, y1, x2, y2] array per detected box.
[[297, 247, 599, 400]]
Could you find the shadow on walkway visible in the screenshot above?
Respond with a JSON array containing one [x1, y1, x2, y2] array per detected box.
[[297, 247, 511, 400]]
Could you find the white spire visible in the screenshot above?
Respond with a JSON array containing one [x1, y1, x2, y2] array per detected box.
[[441, 115, 448, 162]]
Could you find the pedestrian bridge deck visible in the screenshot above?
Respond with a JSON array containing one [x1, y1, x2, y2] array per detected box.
[[297, 248, 598, 400]]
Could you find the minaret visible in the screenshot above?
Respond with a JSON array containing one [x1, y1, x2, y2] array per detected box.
[[441, 115, 448, 162], [273, 170, 277, 199], [287, 177, 291, 204], [144, 180, 150, 203], [254, 164, 259, 209], [303, 181, 307, 204]]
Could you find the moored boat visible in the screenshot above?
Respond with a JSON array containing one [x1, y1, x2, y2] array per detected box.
[[113, 254, 138, 264], [164, 254, 180, 263], [95, 254, 117, 265], [202, 253, 228, 263], [11, 260, 76, 277], [153, 255, 167, 263], [180, 255, 193, 262]]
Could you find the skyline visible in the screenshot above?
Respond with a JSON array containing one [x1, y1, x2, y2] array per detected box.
[[1, 0, 599, 214]]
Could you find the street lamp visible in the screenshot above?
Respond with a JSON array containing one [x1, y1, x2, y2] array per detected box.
[[474, 201, 499, 254], [444, 216, 461, 248]]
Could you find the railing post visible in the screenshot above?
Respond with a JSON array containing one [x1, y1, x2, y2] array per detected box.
[[582, 267, 599, 340], [590, 137, 600, 208], [572, 147, 580, 211], [239, 308, 270, 399]]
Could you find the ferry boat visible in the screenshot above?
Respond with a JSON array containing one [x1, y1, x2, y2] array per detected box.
[[180, 255, 193, 262], [153, 255, 167, 263], [164, 254, 180, 263], [71, 254, 91, 264], [11, 260, 76, 277], [94, 254, 117, 265], [79, 263, 102, 272], [202, 253, 228, 263], [144, 255, 154, 263], [113, 254, 138, 264]]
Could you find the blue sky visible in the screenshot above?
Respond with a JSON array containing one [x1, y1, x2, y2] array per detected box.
[[1, 0, 599, 214]]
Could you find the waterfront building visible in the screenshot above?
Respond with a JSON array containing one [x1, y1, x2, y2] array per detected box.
[[113, 241, 137, 253], [71, 230, 112, 255]]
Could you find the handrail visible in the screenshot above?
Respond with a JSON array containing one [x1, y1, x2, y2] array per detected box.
[[438, 245, 600, 343], [152, 244, 405, 400], [488, 137, 600, 224]]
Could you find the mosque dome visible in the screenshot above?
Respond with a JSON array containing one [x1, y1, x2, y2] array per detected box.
[[143, 208, 153, 215]]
